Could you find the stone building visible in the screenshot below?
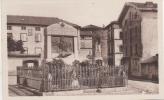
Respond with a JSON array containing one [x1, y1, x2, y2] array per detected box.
[[105, 21, 123, 67], [80, 25, 104, 63], [7, 15, 79, 58], [118, 2, 158, 77], [79, 25, 94, 61], [7, 15, 80, 84], [141, 54, 158, 81]]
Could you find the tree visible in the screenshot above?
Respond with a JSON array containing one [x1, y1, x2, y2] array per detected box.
[[16, 40, 25, 53], [7, 37, 17, 52], [7, 37, 25, 53]]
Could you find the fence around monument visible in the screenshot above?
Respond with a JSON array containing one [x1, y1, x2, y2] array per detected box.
[[17, 64, 126, 92]]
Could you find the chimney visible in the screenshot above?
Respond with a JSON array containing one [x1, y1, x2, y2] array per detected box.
[[145, 2, 154, 7]]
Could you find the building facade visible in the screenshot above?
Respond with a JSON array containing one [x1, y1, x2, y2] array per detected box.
[[118, 2, 158, 77], [79, 25, 93, 61], [141, 54, 158, 81], [79, 25, 103, 63], [7, 15, 80, 80], [7, 20, 45, 56], [105, 21, 123, 67]]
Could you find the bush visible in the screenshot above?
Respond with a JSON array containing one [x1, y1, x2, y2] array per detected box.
[[80, 60, 90, 66]]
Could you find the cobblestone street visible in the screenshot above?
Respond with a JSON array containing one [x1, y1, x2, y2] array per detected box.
[[8, 80, 158, 96]]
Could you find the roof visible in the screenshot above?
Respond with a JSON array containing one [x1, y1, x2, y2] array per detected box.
[[130, 2, 157, 9], [118, 2, 157, 24], [141, 54, 158, 64], [105, 21, 120, 29], [7, 15, 80, 28], [81, 24, 102, 30]]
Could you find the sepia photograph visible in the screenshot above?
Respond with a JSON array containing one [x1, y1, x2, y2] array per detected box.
[[1, 0, 163, 99]]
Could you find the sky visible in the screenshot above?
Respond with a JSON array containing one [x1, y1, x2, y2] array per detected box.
[[4, 0, 158, 27]]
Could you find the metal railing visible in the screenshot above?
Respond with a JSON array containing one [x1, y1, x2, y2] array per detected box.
[[17, 64, 127, 92]]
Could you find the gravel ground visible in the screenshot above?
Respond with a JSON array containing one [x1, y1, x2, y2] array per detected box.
[[127, 80, 159, 94], [8, 80, 159, 96], [42, 80, 159, 96]]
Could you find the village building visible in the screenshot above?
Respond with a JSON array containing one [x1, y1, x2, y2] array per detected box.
[[79, 25, 104, 64], [141, 54, 158, 82], [105, 21, 123, 67], [79, 25, 94, 61], [7, 15, 80, 84], [118, 2, 158, 78]]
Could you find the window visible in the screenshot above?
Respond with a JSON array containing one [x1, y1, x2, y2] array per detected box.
[[135, 12, 138, 19], [23, 47, 28, 54], [119, 45, 123, 52], [81, 41, 85, 48], [135, 27, 138, 38], [80, 36, 92, 49], [80, 36, 92, 40], [125, 20, 128, 26], [20, 33, 27, 42], [35, 47, 42, 54], [7, 26, 12, 30], [119, 32, 123, 39], [129, 12, 132, 19], [35, 33, 41, 42], [7, 33, 13, 38], [135, 44, 138, 56], [80, 36, 84, 39], [125, 46, 128, 56], [51, 36, 74, 53], [21, 26, 26, 30], [28, 29, 33, 36], [35, 27, 40, 31]]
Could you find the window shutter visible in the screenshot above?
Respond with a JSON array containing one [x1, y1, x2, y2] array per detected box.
[[35, 33, 41, 42]]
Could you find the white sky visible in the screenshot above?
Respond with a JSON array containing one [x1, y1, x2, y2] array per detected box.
[[5, 0, 158, 27]]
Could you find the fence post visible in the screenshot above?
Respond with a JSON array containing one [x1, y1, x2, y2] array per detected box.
[[96, 62, 102, 93], [17, 67, 20, 85], [40, 60, 48, 92]]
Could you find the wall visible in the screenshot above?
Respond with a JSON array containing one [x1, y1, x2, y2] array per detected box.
[[141, 63, 158, 80], [7, 25, 45, 56], [79, 35, 92, 61], [79, 49, 92, 61], [8, 57, 41, 85], [141, 12, 158, 61], [114, 29, 123, 66], [121, 6, 144, 77], [115, 54, 123, 66]]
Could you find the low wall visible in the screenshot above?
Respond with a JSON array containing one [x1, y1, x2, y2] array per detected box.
[[8, 56, 41, 85]]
